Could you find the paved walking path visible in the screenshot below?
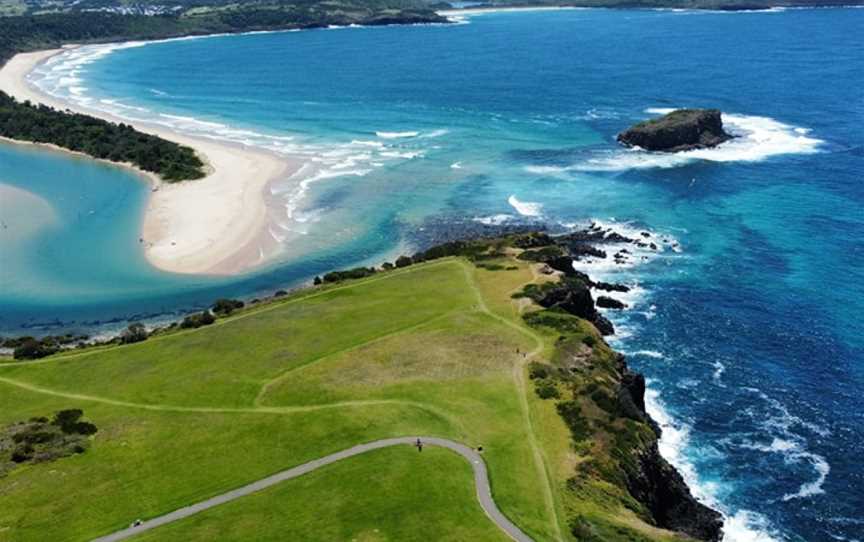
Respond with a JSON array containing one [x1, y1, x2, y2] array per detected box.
[[91, 436, 533, 542]]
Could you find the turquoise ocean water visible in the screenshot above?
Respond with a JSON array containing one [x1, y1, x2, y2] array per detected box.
[[1, 7, 862, 541]]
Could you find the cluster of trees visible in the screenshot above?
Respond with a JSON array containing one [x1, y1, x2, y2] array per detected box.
[[211, 298, 244, 316], [0, 92, 206, 181], [313, 239, 503, 285], [4, 333, 89, 360]]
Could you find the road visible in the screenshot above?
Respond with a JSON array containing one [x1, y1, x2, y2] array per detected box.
[[91, 436, 534, 542]]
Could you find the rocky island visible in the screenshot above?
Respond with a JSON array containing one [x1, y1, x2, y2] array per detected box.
[[617, 108, 733, 152]]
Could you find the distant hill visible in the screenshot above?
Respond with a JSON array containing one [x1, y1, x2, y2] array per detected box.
[[442, 0, 863, 9], [0, 1, 445, 67]]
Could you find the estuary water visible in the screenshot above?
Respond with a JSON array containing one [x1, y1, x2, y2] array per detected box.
[[2, 7, 863, 541]]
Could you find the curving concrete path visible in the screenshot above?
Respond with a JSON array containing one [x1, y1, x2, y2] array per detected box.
[[91, 437, 533, 542]]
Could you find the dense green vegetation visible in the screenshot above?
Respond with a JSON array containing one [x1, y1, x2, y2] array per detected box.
[[0, 249, 688, 541], [0, 91, 206, 181], [0, 409, 97, 477]]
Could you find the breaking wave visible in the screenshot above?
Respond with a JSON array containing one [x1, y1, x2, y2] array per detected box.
[[524, 110, 823, 175], [507, 195, 543, 217]]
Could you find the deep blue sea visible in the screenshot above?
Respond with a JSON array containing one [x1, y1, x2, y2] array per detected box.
[[1, 7, 862, 541]]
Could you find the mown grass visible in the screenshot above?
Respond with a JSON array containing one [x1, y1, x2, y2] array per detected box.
[[0, 259, 557, 541], [134, 445, 510, 542], [0, 255, 687, 542]]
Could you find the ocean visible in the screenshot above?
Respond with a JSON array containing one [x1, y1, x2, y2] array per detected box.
[[2, 6, 863, 541]]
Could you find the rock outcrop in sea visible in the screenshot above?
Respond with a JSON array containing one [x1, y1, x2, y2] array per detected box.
[[617, 109, 733, 152]]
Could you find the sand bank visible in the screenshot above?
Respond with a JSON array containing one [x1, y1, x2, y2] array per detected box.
[[0, 48, 304, 275]]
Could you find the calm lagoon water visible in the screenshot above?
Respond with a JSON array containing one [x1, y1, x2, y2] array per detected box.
[[3, 7, 863, 541]]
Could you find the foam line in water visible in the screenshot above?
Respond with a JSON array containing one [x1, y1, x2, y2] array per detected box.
[[28, 43, 442, 240], [375, 131, 419, 139], [644, 385, 784, 542]]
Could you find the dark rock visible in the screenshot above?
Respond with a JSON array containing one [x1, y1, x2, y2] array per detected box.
[[571, 244, 607, 260], [596, 296, 627, 310], [592, 314, 615, 336], [534, 278, 615, 336], [617, 362, 650, 424], [611, 357, 723, 542], [626, 443, 724, 541], [513, 232, 554, 249], [593, 281, 631, 293], [617, 109, 733, 153], [546, 256, 577, 276]]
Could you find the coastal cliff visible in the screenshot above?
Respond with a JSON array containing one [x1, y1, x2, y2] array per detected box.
[[617, 109, 733, 152], [510, 230, 724, 541]]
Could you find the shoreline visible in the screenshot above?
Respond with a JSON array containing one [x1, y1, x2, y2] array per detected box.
[[0, 48, 305, 276]]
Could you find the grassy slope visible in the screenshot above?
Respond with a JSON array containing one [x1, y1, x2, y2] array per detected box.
[[0, 256, 683, 541]]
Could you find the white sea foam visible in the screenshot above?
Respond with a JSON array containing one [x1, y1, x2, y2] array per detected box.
[[629, 350, 665, 359], [472, 214, 515, 226], [523, 110, 824, 174], [450, 161, 463, 169], [712, 361, 727, 387], [645, 386, 784, 542], [349, 139, 385, 148], [735, 388, 832, 502], [507, 195, 543, 217], [376, 131, 419, 139], [29, 43, 442, 241], [524, 165, 569, 176]]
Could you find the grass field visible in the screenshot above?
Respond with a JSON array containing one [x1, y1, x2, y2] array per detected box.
[[0, 259, 565, 541], [0, 255, 686, 541]]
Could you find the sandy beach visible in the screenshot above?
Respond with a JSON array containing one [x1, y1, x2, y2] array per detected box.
[[0, 48, 304, 275]]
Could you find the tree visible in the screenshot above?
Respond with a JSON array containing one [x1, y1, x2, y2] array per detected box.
[[211, 298, 244, 316], [13, 339, 56, 360], [395, 255, 413, 268], [119, 323, 147, 344]]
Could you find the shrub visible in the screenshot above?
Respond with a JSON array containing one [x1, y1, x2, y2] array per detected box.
[[517, 246, 564, 262], [119, 323, 147, 345], [52, 409, 83, 432], [557, 400, 591, 442], [535, 380, 560, 400], [211, 298, 244, 316], [313, 276, 322, 285], [11, 444, 33, 463], [591, 389, 617, 414], [180, 311, 215, 329], [274, 290, 288, 297], [13, 339, 57, 360], [395, 255, 413, 268], [582, 335, 597, 347], [322, 267, 376, 283], [528, 362, 551, 380], [381, 262, 394, 270]]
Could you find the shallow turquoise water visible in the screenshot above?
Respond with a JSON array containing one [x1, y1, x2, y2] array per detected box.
[[3, 7, 863, 541]]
